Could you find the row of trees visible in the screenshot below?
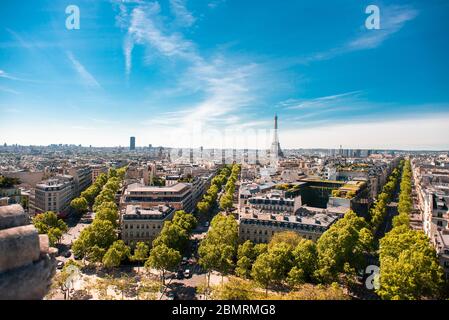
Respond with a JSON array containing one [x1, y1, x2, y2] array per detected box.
[[72, 173, 108, 212], [195, 211, 371, 297], [369, 160, 404, 232], [196, 165, 233, 216], [233, 211, 373, 295], [71, 167, 126, 264], [393, 160, 413, 227], [377, 159, 444, 300], [145, 210, 197, 283], [219, 164, 241, 212], [198, 214, 239, 290]]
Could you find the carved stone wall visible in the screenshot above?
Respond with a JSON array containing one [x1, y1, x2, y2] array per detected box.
[[0, 204, 57, 299]]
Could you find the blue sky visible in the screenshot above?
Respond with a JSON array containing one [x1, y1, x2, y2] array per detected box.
[[1, 0, 449, 149]]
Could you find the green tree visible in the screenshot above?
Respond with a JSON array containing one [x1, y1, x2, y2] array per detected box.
[[32, 211, 68, 246], [378, 225, 444, 300], [102, 246, 122, 269], [72, 219, 117, 262], [95, 205, 119, 227], [392, 212, 410, 228], [172, 210, 197, 233], [152, 221, 189, 252], [70, 197, 88, 215], [291, 239, 318, 282], [269, 231, 303, 249], [145, 244, 181, 285], [198, 215, 239, 289], [235, 240, 256, 278], [197, 201, 210, 215], [251, 253, 276, 296], [316, 211, 372, 283], [132, 242, 150, 273], [102, 240, 130, 268], [251, 242, 293, 295], [219, 193, 233, 211]]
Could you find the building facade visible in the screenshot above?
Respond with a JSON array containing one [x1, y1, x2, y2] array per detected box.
[[120, 205, 175, 245], [121, 182, 194, 212], [31, 176, 74, 217]]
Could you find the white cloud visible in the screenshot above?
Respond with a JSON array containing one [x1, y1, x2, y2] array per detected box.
[[347, 5, 418, 50], [115, 0, 263, 136], [280, 91, 363, 110], [66, 51, 101, 88], [169, 0, 196, 27], [297, 5, 418, 64]]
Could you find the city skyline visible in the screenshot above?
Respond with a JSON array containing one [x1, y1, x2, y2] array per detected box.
[[1, 0, 449, 149]]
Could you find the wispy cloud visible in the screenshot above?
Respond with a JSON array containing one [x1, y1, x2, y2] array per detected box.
[[0, 69, 41, 83], [347, 5, 418, 50], [208, 0, 225, 9], [298, 5, 418, 64], [280, 91, 363, 110], [169, 0, 196, 27], [0, 70, 17, 80], [115, 0, 262, 134], [66, 51, 101, 89], [0, 86, 20, 95]]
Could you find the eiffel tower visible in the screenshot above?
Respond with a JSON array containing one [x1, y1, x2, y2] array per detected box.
[[270, 113, 284, 158]]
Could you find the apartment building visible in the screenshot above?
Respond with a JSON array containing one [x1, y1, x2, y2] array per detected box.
[[31, 175, 74, 217], [66, 166, 92, 196], [239, 205, 345, 243], [91, 165, 107, 183], [121, 182, 194, 212], [120, 204, 175, 246], [246, 190, 302, 214], [413, 156, 449, 279]]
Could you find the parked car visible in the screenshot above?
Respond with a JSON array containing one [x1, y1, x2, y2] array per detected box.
[[204, 221, 209, 228], [184, 269, 191, 278], [57, 261, 64, 269], [167, 291, 177, 300], [181, 257, 188, 265], [64, 250, 72, 258]]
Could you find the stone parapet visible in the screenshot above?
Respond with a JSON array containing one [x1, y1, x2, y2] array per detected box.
[[0, 205, 57, 299]]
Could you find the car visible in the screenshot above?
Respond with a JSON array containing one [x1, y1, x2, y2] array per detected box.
[[176, 271, 184, 280], [183, 269, 191, 278], [64, 250, 72, 258], [204, 221, 209, 228], [57, 261, 64, 269], [181, 257, 188, 265], [167, 291, 177, 300]]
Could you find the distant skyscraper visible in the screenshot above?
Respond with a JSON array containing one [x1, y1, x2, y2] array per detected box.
[[222, 149, 226, 165], [270, 114, 283, 158], [190, 148, 194, 164], [130, 136, 136, 150]]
